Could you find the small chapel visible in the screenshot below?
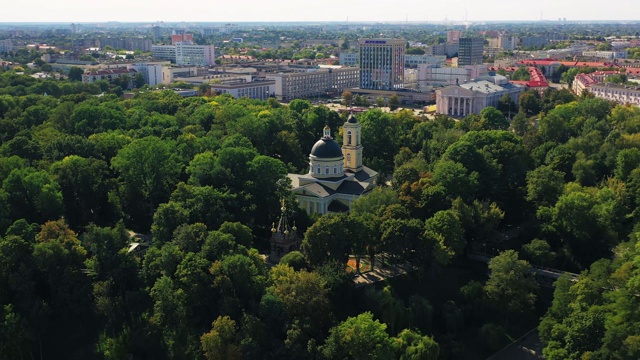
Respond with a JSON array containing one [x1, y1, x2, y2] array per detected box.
[[287, 114, 378, 215]]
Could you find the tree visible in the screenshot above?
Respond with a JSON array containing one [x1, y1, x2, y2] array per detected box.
[[68, 67, 83, 82], [526, 165, 565, 207], [479, 107, 509, 130], [342, 90, 353, 107], [389, 94, 401, 111], [484, 250, 538, 318], [111, 136, 182, 227], [201, 316, 242, 360], [319, 312, 394, 360], [392, 329, 439, 360]]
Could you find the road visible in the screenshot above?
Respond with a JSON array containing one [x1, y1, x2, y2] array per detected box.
[[487, 329, 544, 360]]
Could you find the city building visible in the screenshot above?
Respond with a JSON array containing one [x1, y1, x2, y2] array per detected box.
[[175, 43, 215, 66], [447, 30, 462, 44], [266, 67, 360, 101], [581, 50, 627, 59], [417, 64, 488, 88], [425, 44, 459, 58], [152, 43, 215, 66], [340, 53, 445, 68], [404, 55, 447, 68], [0, 39, 13, 53], [208, 77, 275, 100], [82, 68, 137, 84], [435, 74, 524, 116], [589, 83, 640, 106], [288, 115, 378, 215], [171, 33, 194, 45], [98, 38, 152, 52], [151, 45, 177, 63], [458, 38, 484, 66], [129, 63, 164, 86], [339, 52, 359, 66], [572, 73, 597, 95], [161, 66, 202, 84], [358, 38, 405, 90]]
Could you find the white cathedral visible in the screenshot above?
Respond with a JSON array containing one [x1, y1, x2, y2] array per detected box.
[[288, 114, 378, 215]]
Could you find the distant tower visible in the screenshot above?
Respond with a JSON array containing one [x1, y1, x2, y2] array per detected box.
[[342, 114, 363, 172], [269, 202, 299, 262], [458, 37, 484, 66]]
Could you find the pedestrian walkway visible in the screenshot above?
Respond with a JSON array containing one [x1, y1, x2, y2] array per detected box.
[[353, 261, 415, 287]]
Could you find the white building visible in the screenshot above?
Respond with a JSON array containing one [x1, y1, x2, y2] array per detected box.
[[129, 63, 164, 86], [175, 43, 215, 66], [151, 45, 177, 63], [339, 52, 359, 66], [288, 116, 378, 215], [152, 43, 215, 66], [435, 75, 524, 117], [581, 50, 627, 59], [417, 64, 488, 89], [267, 67, 360, 101], [589, 83, 640, 106], [209, 77, 275, 100]]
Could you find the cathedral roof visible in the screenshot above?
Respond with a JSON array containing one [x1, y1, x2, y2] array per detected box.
[[347, 114, 358, 124], [310, 137, 343, 159]]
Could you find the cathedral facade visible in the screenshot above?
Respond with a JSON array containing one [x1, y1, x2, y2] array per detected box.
[[287, 114, 378, 215]]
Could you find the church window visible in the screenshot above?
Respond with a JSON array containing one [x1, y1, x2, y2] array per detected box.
[[347, 131, 352, 145], [333, 165, 338, 174], [325, 165, 329, 174], [317, 166, 321, 173], [347, 154, 351, 165]]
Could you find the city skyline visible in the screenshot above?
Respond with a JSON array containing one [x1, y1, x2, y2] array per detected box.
[[2, 0, 640, 23]]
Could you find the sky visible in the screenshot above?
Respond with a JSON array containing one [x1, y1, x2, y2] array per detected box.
[[1, 0, 639, 23]]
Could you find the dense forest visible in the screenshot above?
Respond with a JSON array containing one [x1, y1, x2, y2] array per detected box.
[[1, 68, 640, 360]]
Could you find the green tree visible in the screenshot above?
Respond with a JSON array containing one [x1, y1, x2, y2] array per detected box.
[[68, 67, 84, 82], [112, 136, 182, 227], [201, 316, 242, 360], [320, 312, 394, 360], [392, 329, 439, 360], [389, 94, 401, 111], [484, 250, 538, 318]]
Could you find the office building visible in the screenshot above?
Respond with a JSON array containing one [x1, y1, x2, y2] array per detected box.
[[339, 52, 359, 66], [358, 38, 405, 90], [458, 38, 484, 66], [447, 30, 462, 44], [266, 67, 360, 101], [152, 43, 215, 66]]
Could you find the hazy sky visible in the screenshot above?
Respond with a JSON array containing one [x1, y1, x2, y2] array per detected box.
[[2, 0, 639, 23]]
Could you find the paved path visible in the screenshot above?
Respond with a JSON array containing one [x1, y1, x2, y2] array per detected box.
[[487, 329, 544, 360], [353, 262, 415, 287]]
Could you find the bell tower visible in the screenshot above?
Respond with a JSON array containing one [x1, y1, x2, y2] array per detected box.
[[342, 114, 363, 172]]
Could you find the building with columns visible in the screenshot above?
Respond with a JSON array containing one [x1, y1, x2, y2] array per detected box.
[[288, 115, 378, 215], [435, 75, 523, 117]]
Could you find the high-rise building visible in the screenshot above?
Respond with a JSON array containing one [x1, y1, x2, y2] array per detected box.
[[447, 30, 462, 44], [358, 38, 405, 90], [458, 37, 484, 66]]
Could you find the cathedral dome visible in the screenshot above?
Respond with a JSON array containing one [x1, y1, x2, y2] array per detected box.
[[310, 137, 343, 159]]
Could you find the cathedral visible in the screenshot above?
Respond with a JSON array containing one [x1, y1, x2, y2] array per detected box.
[[287, 114, 378, 215]]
